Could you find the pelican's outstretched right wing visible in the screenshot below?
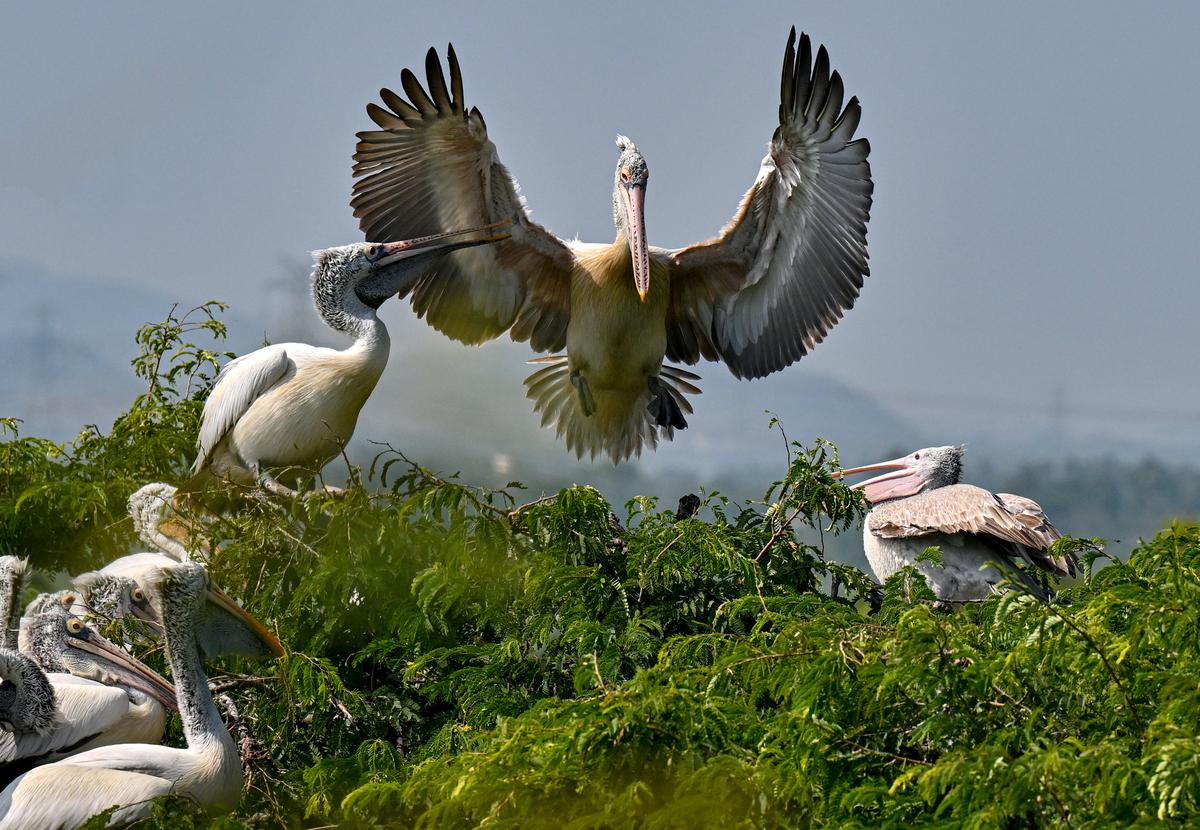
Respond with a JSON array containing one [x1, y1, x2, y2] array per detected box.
[[353, 45, 574, 351], [665, 28, 873, 379]]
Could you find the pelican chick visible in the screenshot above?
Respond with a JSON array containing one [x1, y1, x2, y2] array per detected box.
[[128, 482, 196, 561], [181, 224, 510, 500], [94, 553, 283, 660], [70, 572, 161, 640], [839, 445, 1077, 601]]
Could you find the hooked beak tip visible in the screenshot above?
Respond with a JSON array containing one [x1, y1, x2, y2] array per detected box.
[[637, 289, 648, 303]]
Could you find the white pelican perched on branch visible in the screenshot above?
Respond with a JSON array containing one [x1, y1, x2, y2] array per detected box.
[[182, 225, 509, 499], [352, 28, 873, 461], [838, 446, 1077, 601]]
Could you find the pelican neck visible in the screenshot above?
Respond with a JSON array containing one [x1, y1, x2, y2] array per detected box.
[[164, 604, 233, 753]]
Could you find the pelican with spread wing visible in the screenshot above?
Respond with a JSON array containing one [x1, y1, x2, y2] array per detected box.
[[353, 28, 873, 461]]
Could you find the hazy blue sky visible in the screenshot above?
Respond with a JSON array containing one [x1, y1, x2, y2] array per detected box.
[[3, 1, 1199, 460]]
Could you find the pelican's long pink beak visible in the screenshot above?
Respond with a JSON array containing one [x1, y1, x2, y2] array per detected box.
[[835, 457, 928, 504], [70, 626, 178, 711], [376, 221, 513, 267], [621, 184, 650, 302]]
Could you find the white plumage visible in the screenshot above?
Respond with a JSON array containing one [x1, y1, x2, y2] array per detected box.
[[182, 227, 510, 499]]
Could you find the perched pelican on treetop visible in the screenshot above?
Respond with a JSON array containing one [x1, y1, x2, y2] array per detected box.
[[838, 445, 1077, 601], [352, 27, 872, 461], [181, 224, 510, 500]]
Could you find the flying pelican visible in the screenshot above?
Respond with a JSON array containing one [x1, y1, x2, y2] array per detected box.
[[838, 445, 1077, 601], [0, 563, 270, 828], [180, 225, 510, 500], [2, 609, 177, 781], [351, 28, 872, 461]]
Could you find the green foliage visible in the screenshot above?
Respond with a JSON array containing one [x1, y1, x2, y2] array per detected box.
[[0, 302, 230, 568], [4, 307, 1200, 827]]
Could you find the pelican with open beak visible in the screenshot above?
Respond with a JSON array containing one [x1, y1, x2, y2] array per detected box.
[[838, 445, 1076, 601]]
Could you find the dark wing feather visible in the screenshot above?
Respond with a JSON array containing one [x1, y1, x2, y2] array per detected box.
[[352, 45, 574, 350], [666, 29, 873, 378]]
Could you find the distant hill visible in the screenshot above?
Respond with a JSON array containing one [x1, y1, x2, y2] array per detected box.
[[4, 258, 1200, 571]]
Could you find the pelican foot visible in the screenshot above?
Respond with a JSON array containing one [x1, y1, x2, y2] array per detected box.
[[570, 370, 597, 417], [255, 470, 303, 500], [647, 376, 688, 430]]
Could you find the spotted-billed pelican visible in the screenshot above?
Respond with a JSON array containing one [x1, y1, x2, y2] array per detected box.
[[128, 482, 193, 561], [70, 572, 161, 641], [0, 563, 271, 828], [181, 224, 510, 500], [352, 28, 872, 460], [838, 445, 1077, 601], [95, 553, 283, 660], [1, 609, 177, 782]]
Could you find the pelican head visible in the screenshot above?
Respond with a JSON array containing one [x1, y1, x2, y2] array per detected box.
[[72, 571, 161, 635], [132, 559, 284, 660], [612, 135, 650, 302], [0, 649, 56, 735], [22, 610, 178, 711], [311, 223, 512, 330], [837, 445, 966, 504]]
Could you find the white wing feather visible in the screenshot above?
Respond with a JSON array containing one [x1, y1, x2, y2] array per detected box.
[[0, 764, 172, 829], [192, 346, 291, 474]]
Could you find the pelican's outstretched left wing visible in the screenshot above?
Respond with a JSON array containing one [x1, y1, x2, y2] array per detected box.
[[665, 28, 873, 379], [353, 45, 574, 351]]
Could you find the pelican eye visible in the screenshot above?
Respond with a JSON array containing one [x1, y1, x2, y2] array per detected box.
[[131, 587, 146, 603], [66, 618, 85, 635], [366, 243, 386, 261], [914, 453, 921, 460], [61, 593, 75, 606], [621, 169, 631, 182]]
